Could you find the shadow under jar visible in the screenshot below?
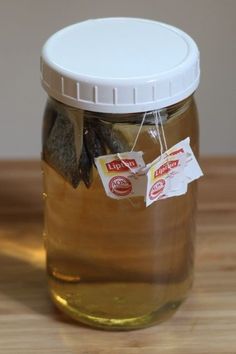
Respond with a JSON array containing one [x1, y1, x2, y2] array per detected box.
[[40, 18, 200, 330]]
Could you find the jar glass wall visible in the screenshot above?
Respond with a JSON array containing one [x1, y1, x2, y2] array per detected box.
[[42, 95, 199, 330]]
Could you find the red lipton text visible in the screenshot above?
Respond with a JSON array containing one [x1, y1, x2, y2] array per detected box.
[[154, 160, 179, 178], [106, 159, 137, 172]]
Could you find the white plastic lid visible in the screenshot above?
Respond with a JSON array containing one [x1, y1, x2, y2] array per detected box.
[[41, 18, 200, 113]]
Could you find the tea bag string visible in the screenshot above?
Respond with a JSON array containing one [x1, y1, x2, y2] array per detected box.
[[117, 112, 148, 174], [154, 110, 168, 156], [154, 111, 164, 156], [155, 110, 171, 189], [116, 111, 148, 173], [130, 112, 148, 152], [131, 110, 167, 155], [157, 110, 168, 152], [117, 110, 168, 174]]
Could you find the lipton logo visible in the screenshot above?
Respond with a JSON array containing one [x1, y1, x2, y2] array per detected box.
[[106, 159, 137, 172], [154, 160, 179, 178], [170, 148, 184, 156], [149, 179, 165, 200], [109, 176, 132, 196]]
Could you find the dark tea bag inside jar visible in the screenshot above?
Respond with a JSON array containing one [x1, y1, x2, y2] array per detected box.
[[43, 112, 85, 188], [42, 100, 58, 146], [43, 106, 131, 188], [95, 120, 129, 153], [84, 120, 107, 163]]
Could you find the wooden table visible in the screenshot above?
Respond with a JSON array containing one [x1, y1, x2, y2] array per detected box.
[[0, 158, 235, 354]]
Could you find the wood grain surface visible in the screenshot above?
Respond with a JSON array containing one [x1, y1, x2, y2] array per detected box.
[[0, 158, 235, 354]]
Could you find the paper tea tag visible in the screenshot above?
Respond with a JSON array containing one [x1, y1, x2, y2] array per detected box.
[[95, 138, 203, 204], [146, 138, 203, 207], [95, 151, 146, 199], [146, 146, 187, 206]]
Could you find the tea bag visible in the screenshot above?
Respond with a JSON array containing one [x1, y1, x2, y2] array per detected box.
[[43, 112, 82, 188], [78, 145, 93, 188], [42, 100, 58, 148], [84, 121, 107, 164], [67, 108, 84, 163], [95, 120, 129, 153], [43, 103, 130, 188]]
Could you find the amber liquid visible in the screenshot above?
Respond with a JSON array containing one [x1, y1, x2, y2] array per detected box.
[[43, 98, 198, 330]]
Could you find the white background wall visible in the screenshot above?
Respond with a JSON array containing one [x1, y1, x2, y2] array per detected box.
[[0, 0, 235, 158]]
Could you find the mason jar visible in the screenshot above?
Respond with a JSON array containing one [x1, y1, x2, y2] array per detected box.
[[40, 18, 200, 330]]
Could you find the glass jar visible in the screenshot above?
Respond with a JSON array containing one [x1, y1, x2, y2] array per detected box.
[[41, 18, 200, 330]]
